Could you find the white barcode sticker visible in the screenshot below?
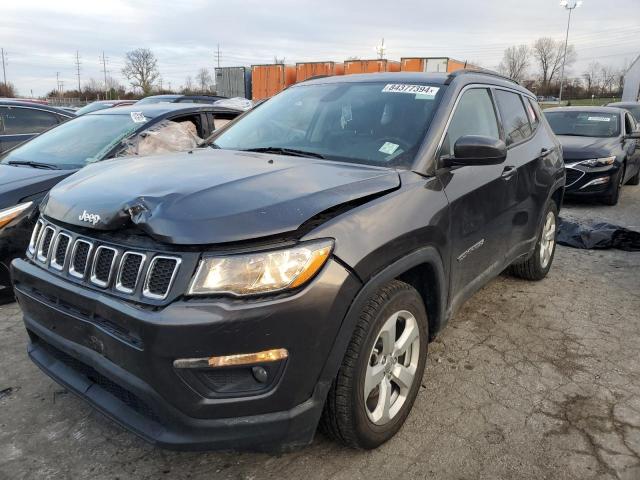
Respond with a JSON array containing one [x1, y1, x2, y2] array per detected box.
[[379, 142, 399, 154], [587, 116, 611, 122], [382, 84, 440, 98], [130, 112, 147, 123]]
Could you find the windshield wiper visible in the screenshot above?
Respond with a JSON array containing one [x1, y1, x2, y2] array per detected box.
[[241, 147, 325, 159], [6, 160, 59, 170]]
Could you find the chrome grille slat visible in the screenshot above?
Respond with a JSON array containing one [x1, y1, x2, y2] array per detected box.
[[115, 252, 146, 294], [90, 246, 118, 288], [36, 226, 56, 263], [143, 256, 181, 300], [28, 219, 44, 255], [69, 239, 93, 279], [50, 233, 71, 271]]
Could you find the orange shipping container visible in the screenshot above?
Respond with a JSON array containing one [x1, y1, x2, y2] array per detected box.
[[251, 64, 297, 101], [400, 57, 472, 73], [296, 61, 344, 82], [344, 59, 401, 75]]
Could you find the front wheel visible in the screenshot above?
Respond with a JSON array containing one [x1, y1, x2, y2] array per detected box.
[[320, 280, 428, 449], [510, 202, 558, 281], [603, 166, 625, 205]]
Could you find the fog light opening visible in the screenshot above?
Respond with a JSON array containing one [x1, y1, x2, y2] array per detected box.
[[580, 176, 610, 189], [173, 348, 289, 369]]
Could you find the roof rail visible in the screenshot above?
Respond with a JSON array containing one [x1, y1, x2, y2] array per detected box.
[[445, 68, 518, 85]]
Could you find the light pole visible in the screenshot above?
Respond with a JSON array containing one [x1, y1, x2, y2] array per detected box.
[[558, 0, 582, 103]]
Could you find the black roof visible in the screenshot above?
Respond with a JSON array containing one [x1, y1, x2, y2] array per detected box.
[[87, 103, 241, 118], [606, 101, 640, 107], [297, 70, 533, 96], [0, 99, 76, 116], [544, 106, 626, 115]]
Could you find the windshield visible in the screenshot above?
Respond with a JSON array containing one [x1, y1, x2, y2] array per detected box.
[[213, 81, 445, 167], [545, 111, 620, 138], [0, 113, 143, 169]]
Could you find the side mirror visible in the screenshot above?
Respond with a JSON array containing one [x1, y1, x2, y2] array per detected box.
[[444, 135, 507, 167]]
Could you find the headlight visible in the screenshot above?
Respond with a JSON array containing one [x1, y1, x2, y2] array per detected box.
[[188, 240, 333, 296], [0, 201, 33, 229], [576, 156, 616, 168]]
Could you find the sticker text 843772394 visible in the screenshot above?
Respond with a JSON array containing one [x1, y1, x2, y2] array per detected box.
[[382, 84, 440, 99]]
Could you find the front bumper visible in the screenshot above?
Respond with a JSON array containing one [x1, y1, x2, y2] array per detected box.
[[12, 257, 360, 451], [564, 163, 621, 197]]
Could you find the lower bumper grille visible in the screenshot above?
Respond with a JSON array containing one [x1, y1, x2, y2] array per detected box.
[[34, 334, 160, 423]]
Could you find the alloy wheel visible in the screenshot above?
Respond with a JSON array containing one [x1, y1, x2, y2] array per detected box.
[[364, 310, 421, 425], [539, 211, 556, 269]]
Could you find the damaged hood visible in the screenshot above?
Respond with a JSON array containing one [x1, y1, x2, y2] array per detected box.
[[557, 135, 621, 161], [43, 149, 400, 244]]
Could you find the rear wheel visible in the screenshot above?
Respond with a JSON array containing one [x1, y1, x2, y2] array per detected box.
[[510, 202, 558, 281], [627, 169, 639, 186], [320, 280, 428, 449]]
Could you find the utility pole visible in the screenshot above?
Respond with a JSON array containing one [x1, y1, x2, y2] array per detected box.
[[216, 44, 221, 68], [558, 0, 582, 103], [376, 38, 386, 60], [56, 72, 60, 97], [75, 50, 82, 93], [100, 51, 109, 100], [1, 48, 7, 86]]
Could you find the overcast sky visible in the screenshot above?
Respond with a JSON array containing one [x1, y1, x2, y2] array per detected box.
[[2, 0, 639, 96]]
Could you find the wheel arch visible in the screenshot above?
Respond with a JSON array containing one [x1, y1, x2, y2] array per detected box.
[[317, 245, 448, 394]]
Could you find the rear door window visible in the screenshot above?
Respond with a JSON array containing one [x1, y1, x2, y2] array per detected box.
[[495, 90, 532, 145], [0, 107, 60, 135]]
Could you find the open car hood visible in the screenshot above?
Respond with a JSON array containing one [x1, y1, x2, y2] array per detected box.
[[42, 149, 400, 244]]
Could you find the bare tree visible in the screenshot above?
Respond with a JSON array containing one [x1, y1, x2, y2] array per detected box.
[[600, 65, 616, 96], [498, 45, 530, 82], [273, 56, 285, 65], [582, 61, 601, 96], [0, 82, 16, 97], [532, 37, 576, 90], [122, 48, 160, 95], [195, 68, 212, 93], [182, 75, 194, 94]]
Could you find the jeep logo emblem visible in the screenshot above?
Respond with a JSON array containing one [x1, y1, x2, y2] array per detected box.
[[78, 210, 101, 226]]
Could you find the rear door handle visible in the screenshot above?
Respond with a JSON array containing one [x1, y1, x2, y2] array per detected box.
[[501, 165, 517, 179]]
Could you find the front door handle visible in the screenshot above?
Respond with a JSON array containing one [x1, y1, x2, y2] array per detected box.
[[501, 165, 517, 179]]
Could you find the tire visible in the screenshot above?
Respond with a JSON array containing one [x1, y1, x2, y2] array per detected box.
[[627, 169, 639, 186], [320, 280, 428, 449], [510, 202, 558, 281], [603, 165, 625, 205]]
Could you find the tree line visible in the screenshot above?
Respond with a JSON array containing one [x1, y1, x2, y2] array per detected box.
[[497, 37, 626, 98], [43, 48, 217, 101]]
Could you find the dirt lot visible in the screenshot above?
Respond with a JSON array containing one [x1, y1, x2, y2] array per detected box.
[[1, 188, 639, 480]]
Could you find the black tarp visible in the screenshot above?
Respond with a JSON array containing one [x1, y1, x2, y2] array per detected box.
[[557, 217, 640, 251]]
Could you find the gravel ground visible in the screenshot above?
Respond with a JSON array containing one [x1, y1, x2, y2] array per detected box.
[[1, 187, 639, 480]]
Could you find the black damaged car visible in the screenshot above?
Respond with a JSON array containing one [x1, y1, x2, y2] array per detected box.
[[12, 71, 564, 451], [544, 106, 640, 205]]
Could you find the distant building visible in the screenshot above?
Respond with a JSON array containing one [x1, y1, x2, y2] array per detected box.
[[622, 55, 640, 102]]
